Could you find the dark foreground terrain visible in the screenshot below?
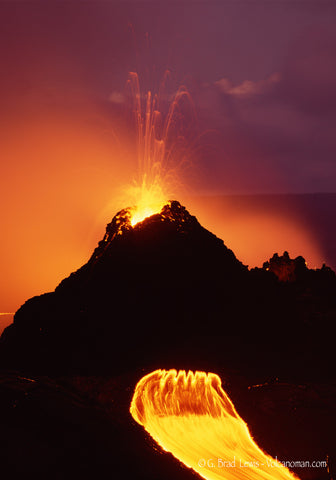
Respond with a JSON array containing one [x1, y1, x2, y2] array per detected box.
[[0, 201, 335, 479], [0, 370, 334, 480]]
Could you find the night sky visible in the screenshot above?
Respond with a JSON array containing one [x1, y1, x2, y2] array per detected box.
[[1, 1, 335, 316]]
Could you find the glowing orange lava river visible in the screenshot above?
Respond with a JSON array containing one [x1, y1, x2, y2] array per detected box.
[[130, 370, 299, 480]]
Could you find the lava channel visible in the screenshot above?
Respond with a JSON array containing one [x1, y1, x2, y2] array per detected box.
[[130, 369, 299, 480]]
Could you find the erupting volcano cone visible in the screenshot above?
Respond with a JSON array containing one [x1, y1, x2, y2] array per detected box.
[[0, 201, 246, 374]]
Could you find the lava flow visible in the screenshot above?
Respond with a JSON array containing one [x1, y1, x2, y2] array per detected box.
[[130, 370, 299, 480]]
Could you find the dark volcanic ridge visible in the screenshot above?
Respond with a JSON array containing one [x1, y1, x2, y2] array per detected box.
[[0, 200, 335, 377]]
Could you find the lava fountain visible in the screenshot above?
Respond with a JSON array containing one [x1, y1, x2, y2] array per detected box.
[[130, 369, 299, 480], [125, 72, 194, 226]]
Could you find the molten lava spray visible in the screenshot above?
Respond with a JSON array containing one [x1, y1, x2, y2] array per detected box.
[[125, 73, 194, 226], [130, 370, 299, 480]]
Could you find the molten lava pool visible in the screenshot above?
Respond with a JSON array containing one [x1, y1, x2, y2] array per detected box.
[[130, 370, 299, 480]]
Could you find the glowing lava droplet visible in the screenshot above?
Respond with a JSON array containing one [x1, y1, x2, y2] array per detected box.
[[130, 369, 299, 480]]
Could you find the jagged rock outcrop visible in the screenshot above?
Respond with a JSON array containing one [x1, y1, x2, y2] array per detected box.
[[263, 250, 336, 285]]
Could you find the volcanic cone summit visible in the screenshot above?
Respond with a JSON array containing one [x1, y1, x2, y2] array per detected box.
[[0, 201, 246, 374], [89, 200, 214, 263]]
